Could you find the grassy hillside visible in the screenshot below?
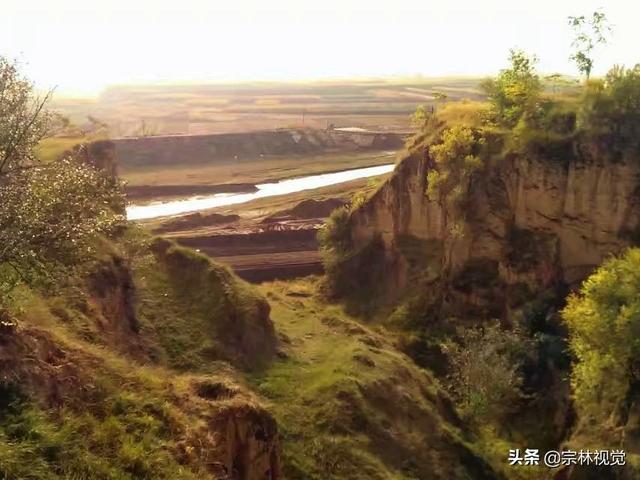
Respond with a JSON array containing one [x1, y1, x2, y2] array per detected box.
[[135, 238, 276, 370], [250, 277, 499, 480], [0, 234, 280, 479], [0, 229, 510, 479]]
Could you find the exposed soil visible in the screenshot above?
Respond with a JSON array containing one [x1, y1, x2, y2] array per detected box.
[[175, 222, 323, 282], [262, 197, 347, 223], [141, 171, 390, 283], [153, 212, 240, 233]]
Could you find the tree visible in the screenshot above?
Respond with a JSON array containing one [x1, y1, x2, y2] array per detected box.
[[0, 58, 52, 177], [0, 57, 124, 295], [563, 248, 640, 424], [481, 49, 542, 128], [568, 11, 612, 81], [427, 125, 484, 215], [411, 104, 434, 128]]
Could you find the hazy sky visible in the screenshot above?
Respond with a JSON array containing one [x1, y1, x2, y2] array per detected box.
[[2, 0, 639, 95]]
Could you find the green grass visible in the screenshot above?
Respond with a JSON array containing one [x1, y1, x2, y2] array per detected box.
[[0, 230, 506, 479], [35, 137, 86, 162], [134, 238, 275, 370], [0, 386, 202, 480], [249, 277, 497, 480], [0, 233, 276, 479]]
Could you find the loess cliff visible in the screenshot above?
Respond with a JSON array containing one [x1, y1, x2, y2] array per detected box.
[[347, 148, 640, 311]]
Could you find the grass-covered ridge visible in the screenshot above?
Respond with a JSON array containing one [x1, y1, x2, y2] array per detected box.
[[135, 237, 277, 370]]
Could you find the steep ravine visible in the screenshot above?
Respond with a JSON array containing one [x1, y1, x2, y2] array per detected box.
[[336, 143, 640, 478]]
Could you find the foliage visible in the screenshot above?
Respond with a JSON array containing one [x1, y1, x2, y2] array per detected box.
[[578, 64, 640, 154], [481, 49, 542, 128], [349, 190, 368, 211], [0, 56, 124, 296], [0, 158, 125, 294], [135, 239, 275, 370], [410, 104, 435, 129], [435, 100, 488, 129], [442, 321, 528, 424], [562, 248, 640, 423], [426, 125, 484, 213], [568, 11, 612, 80], [119, 223, 154, 267], [318, 207, 352, 257], [318, 204, 389, 309], [0, 392, 199, 480], [0, 58, 52, 177]]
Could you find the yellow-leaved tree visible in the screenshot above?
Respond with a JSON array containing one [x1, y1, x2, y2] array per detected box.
[[563, 248, 640, 423]]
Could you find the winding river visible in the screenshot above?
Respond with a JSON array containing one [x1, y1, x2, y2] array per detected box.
[[127, 163, 395, 220]]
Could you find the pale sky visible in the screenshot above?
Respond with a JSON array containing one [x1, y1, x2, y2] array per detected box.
[[2, 0, 639, 95]]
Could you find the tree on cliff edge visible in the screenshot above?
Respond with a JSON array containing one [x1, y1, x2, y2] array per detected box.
[[0, 57, 124, 296], [568, 11, 612, 81]]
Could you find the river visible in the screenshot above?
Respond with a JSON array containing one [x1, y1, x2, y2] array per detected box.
[[127, 163, 395, 220]]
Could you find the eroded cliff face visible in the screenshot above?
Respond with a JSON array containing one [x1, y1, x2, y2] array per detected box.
[[349, 149, 640, 307]]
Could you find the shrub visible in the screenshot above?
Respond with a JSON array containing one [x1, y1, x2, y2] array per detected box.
[[578, 64, 640, 155], [0, 57, 125, 294], [318, 207, 352, 258], [426, 125, 485, 208], [442, 321, 528, 424]]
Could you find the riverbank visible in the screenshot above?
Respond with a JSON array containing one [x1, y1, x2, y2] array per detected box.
[[123, 149, 398, 202], [142, 176, 388, 282], [127, 163, 394, 220]]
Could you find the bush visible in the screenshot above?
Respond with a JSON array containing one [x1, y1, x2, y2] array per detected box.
[[0, 57, 125, 294], [442, 321, 528, 424], [578, 64, 640, 156], [318, 207, 352, 258], [562, 248, 640, 423], [426, 125, 485, 209]]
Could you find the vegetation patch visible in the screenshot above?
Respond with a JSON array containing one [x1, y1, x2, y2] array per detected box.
[[251, 278, 499, 480], [451, 258, 501, 293], [135, 238, 276, 370], [505, 226, 558, 273]]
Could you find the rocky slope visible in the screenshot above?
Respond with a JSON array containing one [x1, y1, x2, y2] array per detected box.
[[327, 136, 640, 479]]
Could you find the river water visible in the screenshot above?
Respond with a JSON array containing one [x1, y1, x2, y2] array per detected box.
[[126, 163, 395, 220]]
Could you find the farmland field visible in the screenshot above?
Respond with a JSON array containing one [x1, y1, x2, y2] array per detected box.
[[51, 77, 484, 137]]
